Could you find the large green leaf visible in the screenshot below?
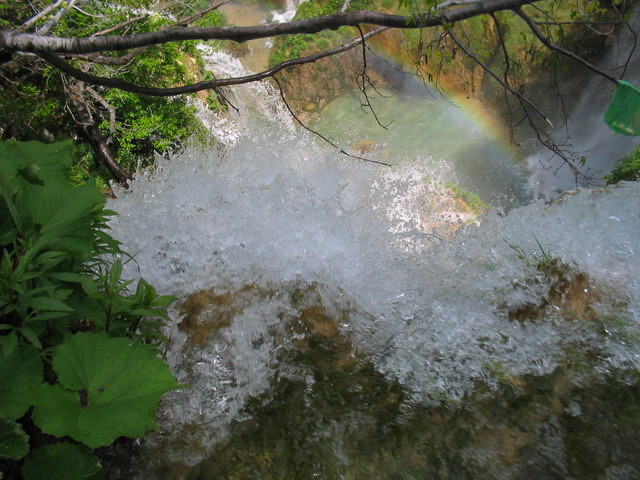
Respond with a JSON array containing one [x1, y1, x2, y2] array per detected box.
[[0, 140, 105, 257], [0, 139, 74, 172], [21, 442, 104, 480], [0, 416, 29, 460], [32, 332, 178, 448], [0, 344, 43, 420]]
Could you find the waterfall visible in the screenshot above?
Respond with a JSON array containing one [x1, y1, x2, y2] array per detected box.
[[526, 13, 640, 195], [270, 0, 308, 23], [106, 36, 640, 479]]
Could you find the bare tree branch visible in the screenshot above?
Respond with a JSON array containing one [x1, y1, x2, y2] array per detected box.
[[37, 0, 78, 35], [534, 20, 625, 26], [78, 2, 229, 66], [21, 0, 67, 31], [168, 0, 230, 28], [489, 12, 524, 144], [85, 86, 117, 143], [437, 0, 485, 9], [1, 0, 542, 54], [67, 80, 132, 184], [72, 4, 118, 19], [91, 15, 147, 37], [489, 13, 513, 86], [37, 27, 388, 96], [621, 20, 637, 78]]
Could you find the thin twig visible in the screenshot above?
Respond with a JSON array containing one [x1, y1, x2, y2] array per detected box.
[[437, 0, 484, 9], [21, 0, 66, 30], [37, 0, 78, 35], [622, 20, 637, 79], [355, 25, 391, 129], [72, 5, 119, 19], [92, 15, 147, 37], [447, 29, 553, 126], [273, 76, 392, 167], [513, 7, 617, 84], [534, 20, 625, 26], [489, 12, 523, 144]]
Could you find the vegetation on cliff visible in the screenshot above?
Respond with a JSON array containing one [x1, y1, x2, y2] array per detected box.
[[270, 0, 621, 106], [0, 1, 224, 188], [0, 0, 635, 182]]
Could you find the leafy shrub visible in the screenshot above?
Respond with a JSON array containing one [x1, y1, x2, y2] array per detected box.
[[294, 1, 324, 19], [346, 0, 376, 11], [0, 1, 221, 187], [0, 140, 178, 479]]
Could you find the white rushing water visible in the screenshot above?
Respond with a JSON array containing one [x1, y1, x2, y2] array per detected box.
[[107, 50, 640, 475]]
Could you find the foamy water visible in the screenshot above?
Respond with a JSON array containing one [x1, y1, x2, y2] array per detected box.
[[106, 48, 640, 476]]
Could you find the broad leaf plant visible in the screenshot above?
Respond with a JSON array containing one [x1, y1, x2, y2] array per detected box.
[[0, 140, 178, 479]]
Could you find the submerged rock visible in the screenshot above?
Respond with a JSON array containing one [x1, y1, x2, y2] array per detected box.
[[110, 280, 640, 480]]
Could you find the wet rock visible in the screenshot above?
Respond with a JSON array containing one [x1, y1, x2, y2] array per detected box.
[[178, 287, 249, 345]]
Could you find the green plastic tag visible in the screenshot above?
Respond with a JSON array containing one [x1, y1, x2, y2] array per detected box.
[[604, 80, 640, 136]]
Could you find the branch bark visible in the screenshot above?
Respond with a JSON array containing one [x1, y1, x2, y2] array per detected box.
[[37, 27, 388, 96], [85, 86, 117, 143], [21, 0, 67, 30], [68, 81, 131, 184], [76, 1, 229, 66], [1, 0, 540, 54]]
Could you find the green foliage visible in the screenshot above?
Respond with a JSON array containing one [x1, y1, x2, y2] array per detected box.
[[0, 417, 29, 461], [0, 140, 105, 256], [346, 0, 376, 11], [0, 346, 43, 420], [33, 333, 179, 448], [270, 0, 354, 65], [0, 140, 177, 478], [21, 443, 104, 480], [78, 262, 175, 344], [290, 0, 343, 19], [99, 90, 199, 172], [270, 33, 320, 65], [88, 15, 215, 176], [0, 1, 219, 186], [294, 1, 324, 19], [0, 68, 67, 142], [605, 145, 640, 183]]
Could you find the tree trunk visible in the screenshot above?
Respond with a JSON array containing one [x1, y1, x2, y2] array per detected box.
[[68, 81, 131, 185]]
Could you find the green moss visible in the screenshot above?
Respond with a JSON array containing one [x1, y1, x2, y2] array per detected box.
[[443, 182, 488, 215]]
